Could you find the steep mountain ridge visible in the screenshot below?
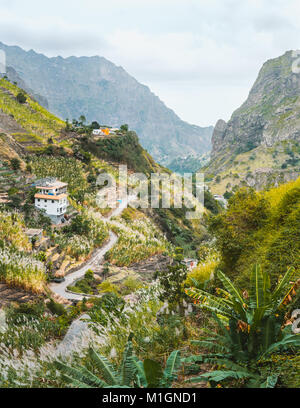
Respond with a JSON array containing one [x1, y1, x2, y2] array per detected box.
[[204, 51, 300, 194], [0, 42, 213, 165]]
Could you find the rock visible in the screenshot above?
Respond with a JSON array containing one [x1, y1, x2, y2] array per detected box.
[[205, 51, 300, 192]]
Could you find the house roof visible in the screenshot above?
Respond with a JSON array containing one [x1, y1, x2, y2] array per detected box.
[[36, 183, 67, 190], [34, 193, 67, 200], [34, 177, 68, 189], [25, 228, 43, 237]]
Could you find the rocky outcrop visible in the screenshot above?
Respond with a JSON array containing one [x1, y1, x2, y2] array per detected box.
[[205, 51, 300, 192], [211, 119, 227, 159], [211, 52, 300, 159]]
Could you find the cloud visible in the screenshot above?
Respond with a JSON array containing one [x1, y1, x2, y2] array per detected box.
[[0, 0, 299, 125]]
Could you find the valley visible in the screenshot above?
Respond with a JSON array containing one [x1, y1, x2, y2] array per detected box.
[[0, 51, 299, 390]]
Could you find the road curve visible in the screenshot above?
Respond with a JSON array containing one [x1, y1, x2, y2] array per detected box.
[[49, 194, 136, 301]]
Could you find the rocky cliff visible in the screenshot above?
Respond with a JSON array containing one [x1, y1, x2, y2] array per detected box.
[[0, 42, 213, 166], [204, 51, 300, 194]]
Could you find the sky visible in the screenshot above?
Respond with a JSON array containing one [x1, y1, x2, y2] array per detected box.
[[0, 0, 300, 127]]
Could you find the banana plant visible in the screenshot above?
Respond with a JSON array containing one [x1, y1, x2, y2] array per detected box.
[[55, 336, 136, 388], [184, 265, 300, 387], [133, 350, 181, 388], [55, 335, 181, 388]]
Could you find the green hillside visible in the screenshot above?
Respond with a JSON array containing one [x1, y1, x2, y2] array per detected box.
[[0, 77, 66, 151]]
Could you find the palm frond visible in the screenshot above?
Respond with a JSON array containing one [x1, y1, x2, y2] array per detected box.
[[163, 350, 181, 386], [132, 358, 147, 388], [249, 264, 265, 309], [55, 361, 107, 388], [187, 369, 257, 383], [273, 267, 296, 305], [260, 375, 278, 388], [262, 333, 300, 357], [217, 270, 245, 305], [88, 348, 118, 386], [186, 288, 236, 319], [119, 337, 136, 386]]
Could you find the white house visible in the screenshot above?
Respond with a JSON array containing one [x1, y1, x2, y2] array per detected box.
[[183, 258, 198, 271], [92, 127, 119, 137], [213, 194, 228, 208], [34, 178, 68, 224]]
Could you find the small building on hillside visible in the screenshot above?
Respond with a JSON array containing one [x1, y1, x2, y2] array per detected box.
[[92, 127, 119, 137], [25, 228, 43, 244], [34, 178, 68, 224], [183, 258, 198, 271], [213, 194, 228, 208]]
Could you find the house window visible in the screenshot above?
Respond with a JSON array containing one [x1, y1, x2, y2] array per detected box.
[[38, 199, 40, 202], [52, 200, 54, 203]]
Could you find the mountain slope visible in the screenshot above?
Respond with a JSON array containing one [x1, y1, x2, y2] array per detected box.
[[0, 76, 211, 259], [204, 51, 300, 194], [0, 41, 213, 165], [0, 77, 69, 156]]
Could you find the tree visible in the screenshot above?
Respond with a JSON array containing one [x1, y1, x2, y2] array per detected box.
[[204, 190, 222, 215], [65, 119, 71, 131], [223, 191, 233, 200], [68, 214, 91, 236], [26, 163, 32, 173], [208, 188, 270, 277], [102, 262, 110, 280], [185, 265, 300, 387], [79, 115, 86, 126], [120, 124, 129, 132], [16, 92, 27, 104], [10, 157, 21, 171], [91, 121, 100, 129], [155, 248, 187, 310]]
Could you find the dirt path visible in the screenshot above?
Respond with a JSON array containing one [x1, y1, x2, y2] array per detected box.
[[49, 194, 136, 301]]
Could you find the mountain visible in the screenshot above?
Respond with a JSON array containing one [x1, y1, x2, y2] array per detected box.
[[167, 152, 210, 174], [204, 51, 300, 194], [0, 42, 213, 166], [5, 66, 49, 109], [0, 76, 213, 258]]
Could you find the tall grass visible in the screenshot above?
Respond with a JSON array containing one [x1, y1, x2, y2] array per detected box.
[[0, 249, 46, 293], [107, 212, 172, 266], [0, 211, 31, 251]]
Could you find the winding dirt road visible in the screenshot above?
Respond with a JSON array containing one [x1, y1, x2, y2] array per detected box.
[[49, 194, 136, 301]]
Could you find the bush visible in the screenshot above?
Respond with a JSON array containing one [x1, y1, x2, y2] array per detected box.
[[185, 259, 217, 287], [47, 299, 66, 316], [209, 179, 300, 288], [10, 157, 21, 170], [208, 187, 270, 280], [16, 92, 27, 104], [119, 277, 144, 295], [97, 281, 119, 294]]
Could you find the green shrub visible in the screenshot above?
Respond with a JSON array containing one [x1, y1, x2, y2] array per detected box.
[[16, 92, 27, 104], [47, 299, 66, 316], [97, 281, 119, 294]]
